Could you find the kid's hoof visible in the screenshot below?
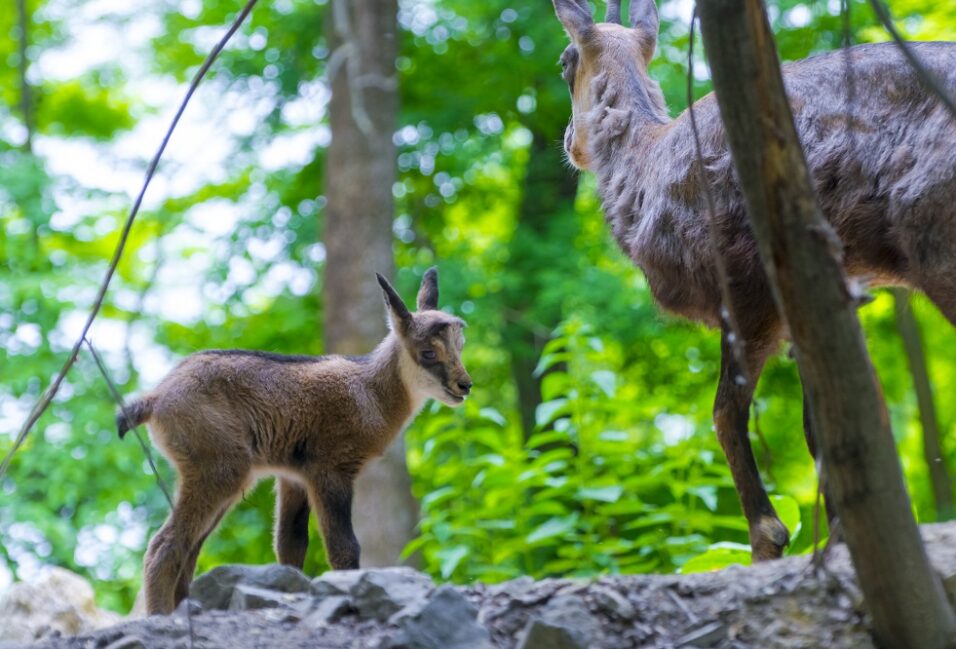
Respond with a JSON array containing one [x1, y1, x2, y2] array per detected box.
[[750, 516, 789, 562]]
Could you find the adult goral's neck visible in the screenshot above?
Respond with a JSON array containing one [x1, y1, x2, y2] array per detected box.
[[587, 69, 670, 177]]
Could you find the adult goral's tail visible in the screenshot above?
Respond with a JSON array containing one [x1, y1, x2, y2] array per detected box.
[[116, 396, 154, 439]]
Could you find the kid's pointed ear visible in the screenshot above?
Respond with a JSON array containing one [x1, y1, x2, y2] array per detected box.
[[416, 267, 439, 311], [553, 0, 593, 42], [376, 273, 412, 332]]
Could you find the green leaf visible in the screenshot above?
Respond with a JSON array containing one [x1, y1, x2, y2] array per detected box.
[[598, 430, 630, 442], [769, 494, 802, 545], [421, 486, 456, 509], [479, 407, 507, 427], [534, 398, 569, 428], [680, 543, 753, 574], [688, 485, 718, 512], [577, 485, 624, 503], [590, 370, 617, 397], [533, 352, 569, 378], [437, 546, 469, 579], [526, 514, 579, 545]]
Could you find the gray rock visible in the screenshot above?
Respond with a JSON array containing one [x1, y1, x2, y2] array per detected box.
[[387, 596, 430, 626], [0, 567, 121, 643], [487, 576, 534, 598], [590, 584, 635, 619], [173, 598, 202, 617], [311, 570, 365, 597], [388, 586, 492, 649], [351, 568, 433, 622], [303, 596, 352, 628], [190, 564, 312, 610], [675, 622, 727, 648], [516, 595, 598, 649], [228, 584, 303, 611], [103, 636, 147, 649], [516, 620, 586, 649], [492, 577, 561, 606]]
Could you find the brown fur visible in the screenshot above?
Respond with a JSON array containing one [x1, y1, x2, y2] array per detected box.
[[553, 0, 956, 560], [120, 268, 471, 614]]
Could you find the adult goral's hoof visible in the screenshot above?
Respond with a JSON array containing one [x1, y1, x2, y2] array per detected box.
[[750, 516, 789, 562]]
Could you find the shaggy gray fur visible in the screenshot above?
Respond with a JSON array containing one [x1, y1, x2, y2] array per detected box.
[[586, 42, 956, 325]]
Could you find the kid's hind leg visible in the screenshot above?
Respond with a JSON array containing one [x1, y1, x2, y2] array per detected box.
[[274, 479, 311, 569], [173, 505, 230, 606], [145, 469, 247, 615]]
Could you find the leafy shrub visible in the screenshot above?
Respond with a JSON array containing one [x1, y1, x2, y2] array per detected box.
[[406, 316, 785, 582]]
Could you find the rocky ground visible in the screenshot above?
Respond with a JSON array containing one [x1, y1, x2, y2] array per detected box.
[[5, 523, 956, 649]]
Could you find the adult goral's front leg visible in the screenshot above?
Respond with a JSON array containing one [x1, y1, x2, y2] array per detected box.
[[713, 328, 789, 562]]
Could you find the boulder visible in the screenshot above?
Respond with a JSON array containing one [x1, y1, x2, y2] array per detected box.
[[311, 570, 365, 598], [350, 568, 433, 622], [389, 585, 493, 649], [515, 595, 598, 649], [589, 584, 635, 620], [302, 596, 352, 628], [0, 567, 121, 643], [228, 584, 305, 611], [189, 564, 311, 610]]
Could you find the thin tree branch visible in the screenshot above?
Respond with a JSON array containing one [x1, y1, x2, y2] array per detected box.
[[0, 0, 260, 482], [83, 339, 173, 508], [123, 224, 166, 373], [84, 337, 193, 648], [687, 7, 749, 382], [868, 0, 956, 120]]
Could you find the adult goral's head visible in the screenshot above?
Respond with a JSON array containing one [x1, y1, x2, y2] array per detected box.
[[553, 0, 663, 170], [376, 268, 472, 407]]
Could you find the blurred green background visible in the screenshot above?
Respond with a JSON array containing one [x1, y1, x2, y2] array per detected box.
[[1, 0, 955, 612]]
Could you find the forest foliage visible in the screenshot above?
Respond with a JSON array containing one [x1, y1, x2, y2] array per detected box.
[[1, 0, 955, 612]]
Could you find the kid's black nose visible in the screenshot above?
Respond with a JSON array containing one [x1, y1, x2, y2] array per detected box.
[[458, 380, 473, 394]]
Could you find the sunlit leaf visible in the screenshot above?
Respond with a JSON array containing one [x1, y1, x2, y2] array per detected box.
[[679, 542, 753, 574], [526, 514, 579, 545], [577, 485, 624, 503]]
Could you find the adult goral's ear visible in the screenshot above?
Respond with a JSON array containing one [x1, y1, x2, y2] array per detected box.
[[629, 0, 659, 62], [416, 267, 439, 311], [553, 0, 593, 42], [376, 273, 412, 331]]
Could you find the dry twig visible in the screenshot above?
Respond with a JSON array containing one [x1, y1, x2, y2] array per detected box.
[[0, 0, 260, 482]]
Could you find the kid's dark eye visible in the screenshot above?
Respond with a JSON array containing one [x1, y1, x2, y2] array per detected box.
[[421, 350, 437, 361]]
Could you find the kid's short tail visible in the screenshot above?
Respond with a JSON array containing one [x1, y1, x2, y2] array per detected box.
[[116, 396, 154, 439]]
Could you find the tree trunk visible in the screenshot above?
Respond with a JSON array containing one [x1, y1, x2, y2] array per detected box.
[[697, 1, 956, 646], [502, 130, 579, 439], [893, 288, 955, 521], [323, 0, 418, 568]]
